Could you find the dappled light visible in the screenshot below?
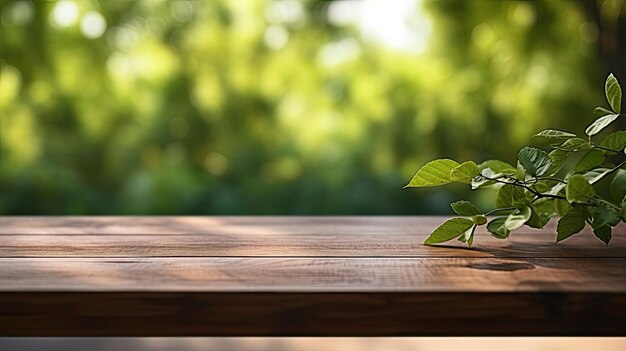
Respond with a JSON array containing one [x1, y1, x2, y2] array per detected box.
[[0, 0, 623, 215]]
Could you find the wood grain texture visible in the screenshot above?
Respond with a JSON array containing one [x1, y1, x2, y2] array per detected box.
[[1, 257, 625, 292], [0, 216, 436, 235], [1, 216, 624, 258], [0, 216, 625, 336], [0, 257, 626, 293]]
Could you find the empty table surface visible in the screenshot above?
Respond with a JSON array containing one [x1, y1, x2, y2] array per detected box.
[[1, 216, 625, 336]]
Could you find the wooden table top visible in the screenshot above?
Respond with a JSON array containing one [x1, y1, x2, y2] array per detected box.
[[1, 216, 625, 336]]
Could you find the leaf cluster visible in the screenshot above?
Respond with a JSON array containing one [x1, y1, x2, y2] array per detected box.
[[406, 74, 625, 246]]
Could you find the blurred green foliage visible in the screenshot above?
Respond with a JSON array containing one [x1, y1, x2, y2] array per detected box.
[[0, 0, 624, 214]]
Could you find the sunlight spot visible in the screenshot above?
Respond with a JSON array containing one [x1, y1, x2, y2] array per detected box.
[[204, 152, 230, 176], [327, 0, 431, 54], [528, 64, 549, 90], [191, 72, 223, 115], [106, 41, 178, 83], [326, 1, 353, 26], [50, 0, 79, 28], [80, 11, 107, 39], [317, 38, 361, 68], [171, 1, 193, 23], [0, 65, 21, 105], [264, 25, 288, 50], [472, 23, 495, 48], [106, 52, 132, 77], [511, 2, 536, 27], [111, 26, 139, 49], [1, 0, 34, 27], [601, 0, 622, 22], [265, 0, 306, 28], [579, 22, 599, 43]]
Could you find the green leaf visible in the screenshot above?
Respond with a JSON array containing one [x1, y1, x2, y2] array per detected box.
[[556, 207, 587, 242], [621, 197, 626, 221], [599, 131, 626, 154], [450, 161, 480, 184], [554, 138, 592, 152], [503, 206, 531, 230], [546, 182, 566, 196], [450, 200, 482, 216], [496, 184, 527, 208], [534, 129, 576, 139], [533, 179, 559, 193], [566, 174, 595, 203], [585, 113, 620, 136], [526, 210, 552, 229], [477, 159, 516, 174], [589, 201, 621, 229], [518, 147, 552, 177], [470, 168, 502, 189], [555, 199, 572, 216], [611, 169, 626, 202], [583, 167, 613, 184], [594, 106, 614, 116], [487, 217, 510, 239], [546, 149, 568, 175], [593, 226, 612, 245], [405, 159, 460, 188], [424, 218, 475, 245], [526, 200, 556, 229], [574, 149, 605, 172], [457, 225, 476, 247], [472, 215, 487, 225], [606, 73, 622, 113], [516, 161, 526, 180]]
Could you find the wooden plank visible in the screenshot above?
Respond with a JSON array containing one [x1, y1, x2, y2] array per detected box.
[[1, 216, 625, 336], [0, 216, 431, 235], [0, 217, 624, 258], [1, 230, 625, 257], [0, 216, 570, 235], [2, 291, 625, 336], [1, 257, 625, 292]]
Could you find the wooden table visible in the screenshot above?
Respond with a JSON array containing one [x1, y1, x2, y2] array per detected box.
[[1, 216, 625, 336]]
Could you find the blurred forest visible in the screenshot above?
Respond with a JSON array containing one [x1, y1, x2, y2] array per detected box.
[[0, 0, 625, 215]]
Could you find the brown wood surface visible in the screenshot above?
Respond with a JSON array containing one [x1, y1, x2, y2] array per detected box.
[[2, 216, 624, 258], [0, 216, 625, 336]]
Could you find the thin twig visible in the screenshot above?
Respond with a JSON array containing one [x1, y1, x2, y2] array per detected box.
[[485, 207, 516, 216], [535, 177, 567, 184], [593, 145, 626, 158], [480, 174, 566, 200]]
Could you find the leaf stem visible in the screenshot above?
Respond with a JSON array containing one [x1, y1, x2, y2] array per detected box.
[[535, 177, 567, 184], [604, 160, 626, 177], [593, 145, 626, 158], [480, 174, 567, 201], [485, 207, 516, 216]]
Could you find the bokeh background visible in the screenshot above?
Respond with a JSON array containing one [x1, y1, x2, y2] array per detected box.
[[1, 0, 625, 215]]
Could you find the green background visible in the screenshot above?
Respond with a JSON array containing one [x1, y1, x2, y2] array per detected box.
[[1, 0, 624, 214]]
